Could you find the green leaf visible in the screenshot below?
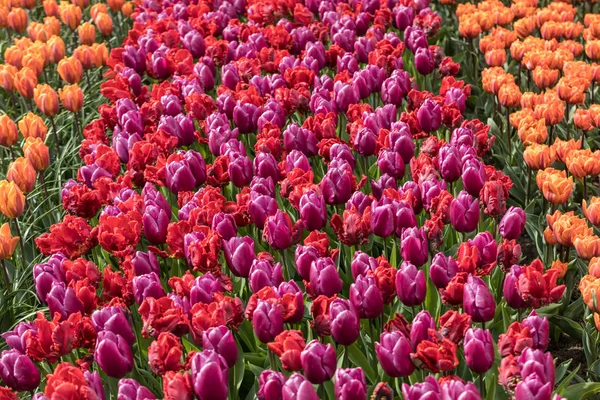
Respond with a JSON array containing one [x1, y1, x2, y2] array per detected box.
[[348, 343, 377, 383], [560, 382, 600, 400], [555, 359, 572, 384], [550, 316, 583, 341], [556, 364, 581, 395], [536, 303, 562, 317]]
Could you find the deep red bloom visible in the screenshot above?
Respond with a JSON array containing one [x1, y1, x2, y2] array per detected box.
[[330, 207, 371, 246], [384, 313, 411, 337], [186, 228, 222, 274], [163, 371, 194, 400], [438, 310, 472, 344], [370, 264, 397, 304], [441, 272, 468, 306], [62, 183, 104, 219], [45, 362, 95, 400], [497, 321, 534, 357], [97, 212, 141, 256], [497, 239, 522, 272], [267, 330, 306, 371], [139, 296, 190, 339], [35, 215, 97, 259], [411, 330, 459, 373], [310, 295, 337, 337], [189, 293, 243, 342], [148, 332, 183, 375], [102, 266, 134, 306], [516, 259, 566, 308], [166, 220, 193, 259], [456, 242, 479, 275], [62, 258, 101, 286]]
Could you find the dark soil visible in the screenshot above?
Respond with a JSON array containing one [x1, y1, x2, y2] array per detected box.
[[547, 334, 588, 377], [517, 230, 538, 265]]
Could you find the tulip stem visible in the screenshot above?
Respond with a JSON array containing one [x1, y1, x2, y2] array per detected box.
[[49, 116, 61, 155], [526, 167, 532, 206], [12, 219, 25, 266], [584, 177, 588, 200], [479, 374, 486, 398], [343, 345, 349, 368], [1, 259, 10, 290], [505, 106, 511, 156], [566, 105, 571, 139]]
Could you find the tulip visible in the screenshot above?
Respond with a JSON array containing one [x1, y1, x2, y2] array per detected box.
[[499, 207, 526, 240], [334, 82, 359, 112], [439, 144, 462, 183], [283, 124, 318, 157], [430, 253, 458, 289], [182, 30, 206, 58], [351, 251, 378, 280], [462, 158, 487, 197], [377, 150, 405, 180], [282, 373, 319, 400], [300, 340, 336, 384], [0, 115, 19, 148], [258, 370, 286, 400], [210, 213, 237, 241], [321, 161, 354, 205], [33, 84, 59, 117], [1, 322, 34, 356], [14, 67, 37, 99], [309, 257, 343, 297], [334, 368, 367, 400], [223, 236, 256, 278], [415, 47, 434, 75], [248, 195, 278, 228], [522, 310, 549, 350], [469, 232, 498, 270], [299, 190, 327, 231], [253, 300, 284, 343], [504, 265, 525, 309], [23, 138, 50, 172], [295, 245, 319, 281], [463, 275, 496, 323], [353, 127, 377, 157], [401, 227, 428, 267], [118, 378, 156, 399], [229, 155, 254, 188], [202, 326, 238, 368], [405, 26, 428, 53], [440, 380, 482, 400], [416, 98, 441, 133], [142, 204, 169, 245], [32, 253, 66, 303], [285, 150, 311, 173], [132, 272, 166, 304], [402, 376, 441, 400], [410, 310, 436, 349], [450, 191, 480, 233], [329, 298, 360, 346], [330, 143, 356, 170], [18, 113, 47, 140], [95, 331, 134, 378], [0, 350, 40, 391], [249, 259, 283, 293], [396, 261, 426, 307], [91, 307, 135, 346], [464, 328, 494, 374], [263, 210, 294, 250], [375, 331, 415, 377], [350, 275, 384, 319], [233, 102, 260, 134], [370, 199, 396, 238], [394, 5, 414, 30], [254, 152, 281, 183], [8, 8, 27, 33], [165, 152, 206, 193], [191, 350, 229, 400], [372, 174, 397, 200]]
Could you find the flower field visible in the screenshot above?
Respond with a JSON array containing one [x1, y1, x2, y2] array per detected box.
[[2, 0, 600, 398]]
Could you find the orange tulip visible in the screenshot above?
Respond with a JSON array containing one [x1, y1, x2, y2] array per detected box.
[[0, 64, 17, 92], [13, 37, 32, 51], [91, 43, 108, 67], [498, 82, 521, 108], [566, 149, 600, 178], [514, 16, 535, 38], [517, 116, 548, 146], [550, 259, 568, 279], [510, 109, 535, 129], [485, 49, 506, 67], [533, 101, 565, 126], [121, 2, 133, 17], [556, 77, 589, 105], [27, 22, 49, 42], [580, 274, 600, 313], [553, 138, 582, 163], [574, 109, 594, 132], [563, 61, 594, 82], [43, 0, 58, 16], [575, 235, 600, 260], [520, 92, 543, 109], [73, 45, 96, 69], [523, 143, 555, 169], [458, 16, 482, 39], [59, 84, 83, 112], [47, 35, 66, 64], [550, 211, 591, 247], [23, 137, 49, 171], [4, 45, 23, 69], [94, 12, 113, 36], [590, 258, 600, 278], [33, 84, 59, 117], [43, 16, 61, 36], [0, 223, 18, 261], [57, 56, 83, 84], [544, 226, 558, 246], [0, 6, 7, 29], [7, 7, 26, 32], [21, 52, 45, 76], [7, 157, 36, 194], [89, 3, 107, 19], [59, 3, 82, 30], [107, 0, 125, 12], [536, 168, 574, 205], [77, 22, 96, 45], [0, 115, 18, 147], [14, 67, 38, 99], [584, 197, 600, 227], [0, 180, 25, 219], [18, 113, 47, 140], [481, 67, 514, 95], [558, 40, 583, 58], [71, 0, 89, 10], [532, 66, 559, 89]]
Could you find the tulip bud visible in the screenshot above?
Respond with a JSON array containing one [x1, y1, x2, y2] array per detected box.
[[228, 155, 254, 188], [334, 368, 367, 400], [191, 350, 229, 400], [522, 310, 549, 350], [462, 158, 487, 197], [299, 190, 327, 231], [283, 124, 318, 157], [249, 259, 283, 293], [282, 373, 319, 400], [117, 378, 156, 400], [18, 113, 47, 140], [464, 328, 494, 374], [450, 191, 480, 233], [396, 261, 426, 307], [417, 98, 441, 133], [142, 204, 169, 245], [415, 47, 434, 75], [301, 340, 336, 384], [223, 236, 256, 278], [329, 299, 360, 346], [263, 210, 294, 250], [91, 306, 135, 346], [23, 137, 50, 172], [410, 310, 436, 349], [233, 102, 260, 134], [248, 195, 278, 229], [350, 275, 384, 319], [309, 257, 343, 297], [0, 180, 25, 219], [375, 331, 415, 377], [401, 227, 428, 267], [430, 253, 458, 289], [253, 300, 284, 343], [504, 265, 525, 309], [132, 272, 166, 304], [334, 82, 359, 112], [58, 83, 83, 112], [258, 370, 286, 400], [321, 161, 354, 205], [351, 251, 378, 280], [463, 275, 496, 322], [95, 331, 134, 378], [0, 115, 18, 148], [6, 157, 36, 194], [0, 350, 40, 391], [499, 207, 526, 240], [377, 150, 405, 180], [370, 199, 396, 238], [33, 84, 59, 117], [439, 144, 462, 183], [202, 325, 238, 368]]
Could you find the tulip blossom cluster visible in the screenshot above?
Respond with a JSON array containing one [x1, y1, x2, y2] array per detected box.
[[0, 0, 584, 397]]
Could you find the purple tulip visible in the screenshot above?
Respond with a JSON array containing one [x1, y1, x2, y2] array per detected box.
[[182, 29, 205, 58], [347, 191, 371, 215], [350, 275, 384, 319], [462, 158, 487, 197], [1, 322, 34, 354], [309, 257, 343, 297], [415, 47, 434, 75], [450, 191, 480, 233], [370, 199, 396, 238], [223, 236, 256, 278], [233, 102, 260, 134], [211, 212, 238, 241], [439, 144, 462, 183], [375, 331, 415, 377], [143, 204, 169, 244], [202, 326, 238, 368], [464, 328, 494, 374], [33, 253, 66, 303], [191, 350, 229, 400], [95, 331, 134, 378], [190, 273, 222, 305], [284, 150, 311, 173], [417, 98, 441, 133], [330, 143, 355, 170], [165, 151, 206, 193], [249, 259, 283, 293], [258, 370, 286, 400], [463, 275, 496, 323], [381, 70, 411, 106], [334, 368, 367, 400], [253, 300, 284, 343], [132, 272, 166, 304], [393, 5, 414, 30], [504, 265, 525, 309], [469, 232, 498, 268], [395, 201, 418, 236], [160, 94, 182, 117], [334, 82, 359, 112], [282, 373, 319, 400], [499, 207, 526, 240], [516, 348, 555, 400], [410, 310, 436, 349], [117, 378, 157, 400], [445, 87, 467, 114], [440, 380, 482, 400], [522, 310, 549, 350], [401, 227, 428, 267], [228, 154, 254, 188], [295, 245, 320, 281], [142, 183, 170, 216], [377, 150, 405, 180], [263, 210, 294, 250], [277, 280, 305, 323], [321, 161, 355, 205], [351, 251, 378, 280], [371, 174, 397, 200], [421, 178, 446, 212], [352, 127, 377, 156], [396, 261, 426, 307], [301, 340, 336, 384], [405, 26, 428, 53], [254, 152, 281, 183], [283, 124, 318, 157], [329, 299, 360, 346], [248, 195, 278, 228], [79, 164, 112, 187], [429, 253, 458, 289], [0, 350, 40, 391], [299, 190, 327, 231], [91, 307, 135, 346], [402, 376, 441, 400], [46, 281, 83, 320]]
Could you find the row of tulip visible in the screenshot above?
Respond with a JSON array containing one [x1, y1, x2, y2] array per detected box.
[[0, 0, 589, 400]]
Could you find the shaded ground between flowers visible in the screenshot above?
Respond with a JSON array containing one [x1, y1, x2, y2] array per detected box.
[[517, 231, 537, 265], [547, 334, 587, 377]]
